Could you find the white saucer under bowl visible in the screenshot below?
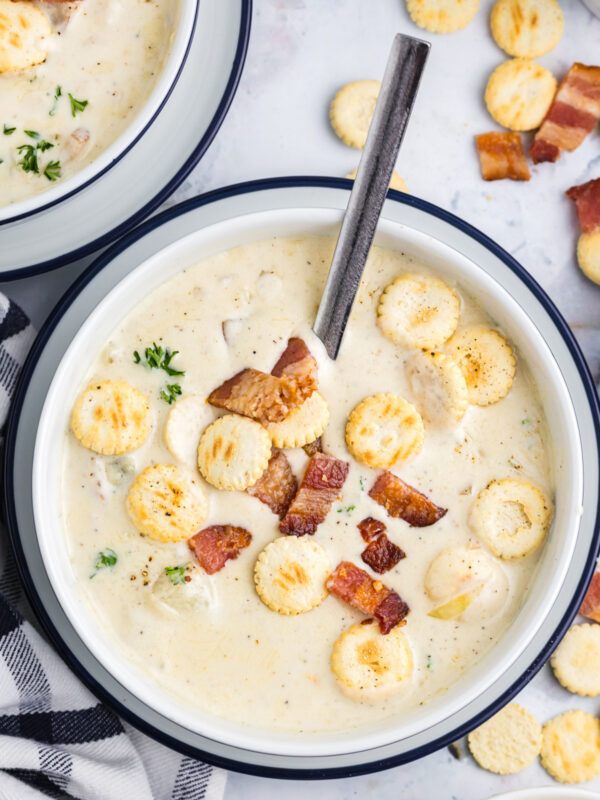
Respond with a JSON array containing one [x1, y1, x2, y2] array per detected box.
[[5, 178, 600, 778]]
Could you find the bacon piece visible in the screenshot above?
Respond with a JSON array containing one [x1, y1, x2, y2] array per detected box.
[[327, 561, 409, 634], [361, 535, 405, 574], [531, 63, 600, 164], [358, 517, 405, 573], [369, 471, 447, 527], [358, 516, 387, 542], [566, 178, 600, 235], [303, 436, 323, 457], [188, 525, 252, 575], [246, 450, 297, 518], [476, 132, 530, 182], [280, 453, 349, 536], [580, 572, 600, 623], [207, 368, 299, 423], [271, 337, 318, 401]]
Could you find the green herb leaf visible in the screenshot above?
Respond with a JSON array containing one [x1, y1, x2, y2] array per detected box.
[[24, 129, 40, 140], [69, 93, 89, 117], [160, 383, 182, 404], [49, 85, 62, 116], [134, 342, 185, 377], [17, 144, 39, 173], [359, 477, 366, 491], [337, 504, 356, 514], [3, 124, 16, 136], [165, 565, 187, 585], [90, 547, 117, 578], [43, 160, 61, 181], [37, 140, 54, 152]]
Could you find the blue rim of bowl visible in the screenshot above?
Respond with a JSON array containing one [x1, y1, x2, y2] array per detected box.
[[0, 0, 252, 279], [4, 176, 600, 780]]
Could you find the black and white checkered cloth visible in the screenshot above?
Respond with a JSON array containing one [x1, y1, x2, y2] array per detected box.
[[0, 295, 226, 800]]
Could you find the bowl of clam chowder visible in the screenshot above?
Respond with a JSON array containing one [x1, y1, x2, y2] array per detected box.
[[0, 0, 197, 221], [25, 181, 599, 775]]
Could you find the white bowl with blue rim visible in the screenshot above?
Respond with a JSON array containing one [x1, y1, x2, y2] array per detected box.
[[6, 178, 600, 778]]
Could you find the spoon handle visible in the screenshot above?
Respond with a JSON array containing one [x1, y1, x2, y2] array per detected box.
[[313, 33, 430, 359]]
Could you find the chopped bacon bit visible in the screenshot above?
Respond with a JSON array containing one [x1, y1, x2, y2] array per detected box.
[[280, 453, 349, 536], [358, 517, 405, 573], [271, 337, 318, 401], [358, 516, 387, 542], [369, 471, 447, 527], [188, 525, 252, 575], [207, 368, 300, 423], [303, 436, 323, 457], [476, 132, 530, 182], [327, 561, 410, 634], [566, 178, 600, 234], [361, 535, 405, 574], [246, 450, 297, 518], [580, 572, 600, 623], [531, 63, 600, 164]]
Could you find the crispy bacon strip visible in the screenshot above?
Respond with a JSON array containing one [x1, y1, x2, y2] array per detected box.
[[566, 178, 600, 234], [207, 368, 299, 423], [271, 337, 318, 401], [369, 471, 447, 527], [303, 436, 323, 457], [476, 132, 530, 181], [580, 572, 600, 623], [358, 516, 387, 542], [327, 561, 409, 634], [188, 525, 252, 575], [280, 452, 349, 536], [246, 450, 297, 518], [531, 63, 600, 164]]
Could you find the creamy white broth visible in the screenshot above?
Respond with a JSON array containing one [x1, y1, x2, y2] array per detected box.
[[60, 236, 553, 733], [1, 0, 178, 207]]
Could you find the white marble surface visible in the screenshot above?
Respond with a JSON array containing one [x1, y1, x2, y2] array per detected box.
[[2, 0, 600, 797]]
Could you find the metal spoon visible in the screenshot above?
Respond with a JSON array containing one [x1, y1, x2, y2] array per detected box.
[[313, 33, 430, 359]]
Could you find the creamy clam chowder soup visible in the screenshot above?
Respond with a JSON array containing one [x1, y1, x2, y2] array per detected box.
[[61, 236, 554, 734], [0, 0, 179, 207]]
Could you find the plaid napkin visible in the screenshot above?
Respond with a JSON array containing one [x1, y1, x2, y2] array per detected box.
[[0, 295, 226, 800]]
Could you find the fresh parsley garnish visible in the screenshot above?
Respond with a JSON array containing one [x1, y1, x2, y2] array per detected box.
[[43, 160, 61, 181], [337, 504, 356, 514], [0, 159, 3, 165], [161, 383, 182, 404], [165, 565, 187, 585], [24, 129, 40, 140], [90, 548, 117, 578], [69, 93, 88, 117], [359, 476, 366, 491], [17, 139, 54, 174], [17, 144, 40, 173], [3, 124, 16, 136], [49, 85, 62, 116], [133, 342, 185, 376], [134, 343, 185, 404]]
